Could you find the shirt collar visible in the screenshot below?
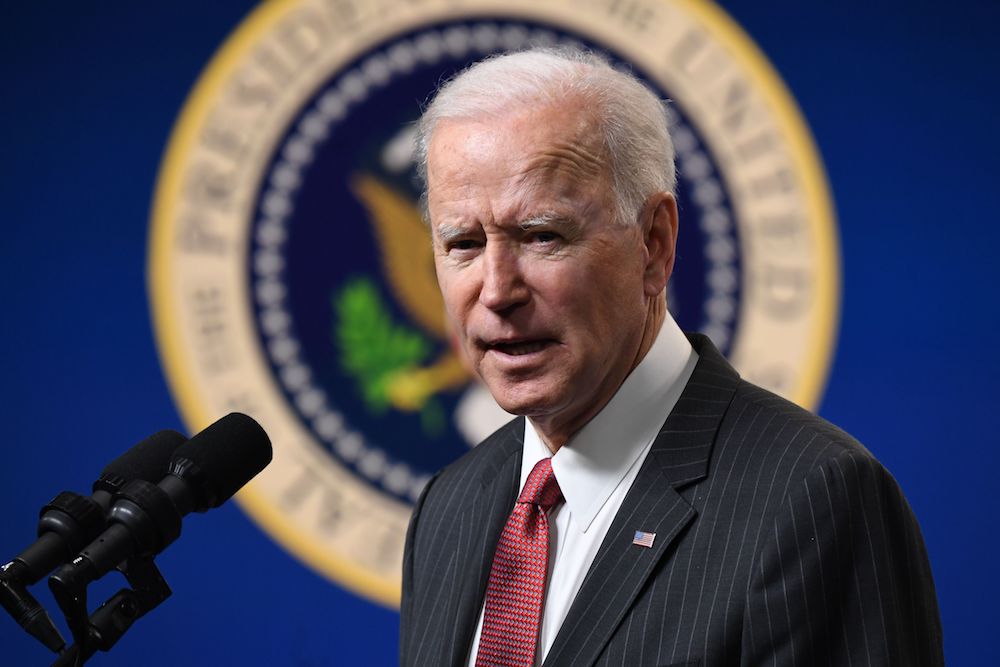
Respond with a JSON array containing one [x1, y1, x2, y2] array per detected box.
[[520, 314, 698, 532]]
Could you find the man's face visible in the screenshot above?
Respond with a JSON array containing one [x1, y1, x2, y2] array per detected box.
[[427, 102, 657, 444]]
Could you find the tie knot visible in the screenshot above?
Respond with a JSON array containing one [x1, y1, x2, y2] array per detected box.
[[518, 458, 562, 509]]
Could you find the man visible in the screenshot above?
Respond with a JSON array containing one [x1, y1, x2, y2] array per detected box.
[[400, 48, 942, 666]]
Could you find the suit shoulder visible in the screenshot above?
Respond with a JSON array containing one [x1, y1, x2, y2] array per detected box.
[[722, 379, 877, 472]]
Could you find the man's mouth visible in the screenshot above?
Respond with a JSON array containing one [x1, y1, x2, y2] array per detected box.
[[485, 339, 555, 356]]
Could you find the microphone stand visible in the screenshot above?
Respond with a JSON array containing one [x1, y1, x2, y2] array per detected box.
[[0, 560, 66, 652], [49, 556, 171, 667]]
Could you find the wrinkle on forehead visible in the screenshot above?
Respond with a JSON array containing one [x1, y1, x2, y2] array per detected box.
[[521, 141, 606, 185], [514, 101, 608, 189]]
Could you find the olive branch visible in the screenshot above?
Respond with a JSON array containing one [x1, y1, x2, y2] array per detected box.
[[332, 278, 446, 437], [334, 277, 431, 414]]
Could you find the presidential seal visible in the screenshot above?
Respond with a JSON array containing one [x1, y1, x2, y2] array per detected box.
[[148, 0, 838, 607]]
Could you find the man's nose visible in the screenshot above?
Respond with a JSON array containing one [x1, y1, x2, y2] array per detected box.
[[478, 243, 529, 312]]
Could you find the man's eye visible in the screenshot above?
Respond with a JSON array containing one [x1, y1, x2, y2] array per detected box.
[[529, 231, 560, 244], [449, 239, 480, 252]]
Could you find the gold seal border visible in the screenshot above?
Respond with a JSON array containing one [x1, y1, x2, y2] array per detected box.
[[148, 0, 402, 607], [148, 0, 839, 609], [679, 0, 840, 409]]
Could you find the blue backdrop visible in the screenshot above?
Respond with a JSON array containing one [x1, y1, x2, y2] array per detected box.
[[2, 1, 997, 665]]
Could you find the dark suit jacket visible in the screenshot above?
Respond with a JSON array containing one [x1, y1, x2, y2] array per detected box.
[[400, 334, 943, 666]]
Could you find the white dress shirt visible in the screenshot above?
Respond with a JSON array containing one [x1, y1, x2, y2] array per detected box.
[[467, 315, 698, 666]]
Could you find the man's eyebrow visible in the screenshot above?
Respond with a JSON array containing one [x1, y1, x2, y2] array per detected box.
[[518, 213, 576, 231], [433, 223, 470, 243], [434, 215, 576, 242]]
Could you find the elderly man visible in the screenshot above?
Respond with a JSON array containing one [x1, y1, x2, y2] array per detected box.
[[400, 48, 942, 666]]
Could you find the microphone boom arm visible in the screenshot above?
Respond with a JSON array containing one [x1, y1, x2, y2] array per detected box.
[[49, 555, 172, 667]]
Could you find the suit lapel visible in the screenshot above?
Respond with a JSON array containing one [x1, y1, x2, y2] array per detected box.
[[444, 419, 524, 667], [543, 335, 740, 666]]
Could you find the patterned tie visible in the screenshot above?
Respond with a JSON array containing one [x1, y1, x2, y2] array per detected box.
[[476, 458, 563, 667]]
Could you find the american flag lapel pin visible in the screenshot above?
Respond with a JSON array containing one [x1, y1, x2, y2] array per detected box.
[[632, 530, 655, 548]]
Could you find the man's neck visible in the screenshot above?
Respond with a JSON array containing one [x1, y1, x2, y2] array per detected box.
[[532, 298, 667, 453]]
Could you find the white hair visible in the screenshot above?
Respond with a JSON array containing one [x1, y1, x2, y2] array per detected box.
[[415, 46, 675, 226]]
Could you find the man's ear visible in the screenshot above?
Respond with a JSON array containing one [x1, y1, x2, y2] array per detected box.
[[639, 191, 678, 297]]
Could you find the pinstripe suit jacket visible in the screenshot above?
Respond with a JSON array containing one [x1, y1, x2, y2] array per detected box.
[[400, 334, 943, 666]]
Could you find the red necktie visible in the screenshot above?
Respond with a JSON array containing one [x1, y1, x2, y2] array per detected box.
[[476, 458, 563, 667]]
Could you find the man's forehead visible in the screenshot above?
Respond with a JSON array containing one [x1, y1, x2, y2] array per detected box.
[[432, 100, 603, 159], [427, 106, 609, 195]]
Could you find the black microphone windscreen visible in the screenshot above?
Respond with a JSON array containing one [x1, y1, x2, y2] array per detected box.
[[171, 413, 272, 508], [95, 430, 187, 492]]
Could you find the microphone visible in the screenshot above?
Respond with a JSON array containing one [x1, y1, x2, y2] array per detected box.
[[5, 430, 187, 585], [49, 413, 272, 593], [0, 429, 186, 651]]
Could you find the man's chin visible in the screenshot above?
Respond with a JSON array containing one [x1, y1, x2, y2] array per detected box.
[[481, 377, 562, 419]]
